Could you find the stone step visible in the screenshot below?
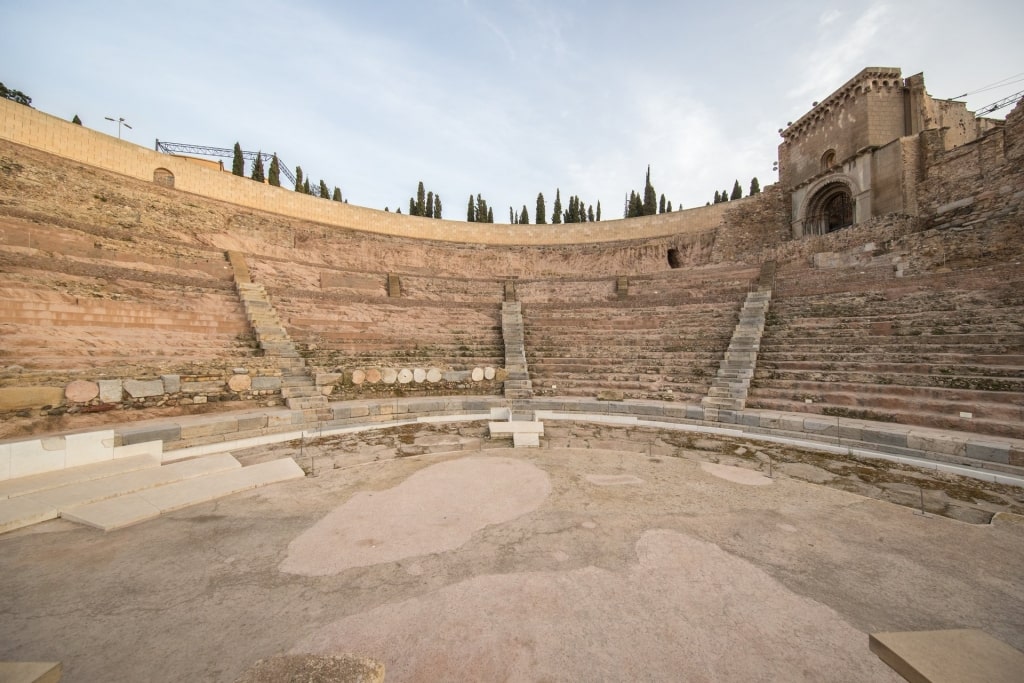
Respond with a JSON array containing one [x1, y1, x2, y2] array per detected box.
[[701, 396, 744, 409], [62, 459, 305, 532], [286, 396, 329, 410]]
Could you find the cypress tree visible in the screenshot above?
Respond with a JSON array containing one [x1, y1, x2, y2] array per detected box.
[[251, 152, 265, 182], [467, 195, 475, 222], [722, 187, 729, 202], [294, 166, 304, 192], [232, 142, 244, 177], [332, 187, 342, 201], [588, 205, 595, 222], [317, 180, 327, 197], [303, 177, 311, 194], [520, 205, 529, 224], [536, 193, 546, 225], [416, 182, 426, 216], [666, 200, 673, 212], [750, 177, 761, 195], [509, 207, 515, 224], [659, 194, 666, 214], [713, 190, 721, 204], [486, 207, 493, 223], [410, 198, 417, 215], [643, 166, 657, 216], [730, 179, 742, 200], [425, 191, 434, 219], [267, 154, 281, 186], [596, 201, 601, 221], [476, 195, 488, 224], [71, 114, 82, 125], [552, 189, 562, 224], [434, 195, 442, 219]]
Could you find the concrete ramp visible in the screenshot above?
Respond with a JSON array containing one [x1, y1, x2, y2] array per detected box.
[[63, 458, 304, 531]]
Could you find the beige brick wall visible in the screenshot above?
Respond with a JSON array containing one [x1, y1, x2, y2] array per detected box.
[[0, 99, 731, 246]]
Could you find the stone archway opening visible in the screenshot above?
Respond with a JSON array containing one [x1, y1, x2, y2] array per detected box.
[[804, 182, 853, 235], [667, 248, 683, 269], [153, 168, 175, 188]]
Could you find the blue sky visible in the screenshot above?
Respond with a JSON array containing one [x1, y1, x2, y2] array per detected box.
[[3, 0, 1022, 220]]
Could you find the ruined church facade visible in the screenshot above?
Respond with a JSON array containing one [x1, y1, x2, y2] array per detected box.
[[779, 66, 1003, 238]]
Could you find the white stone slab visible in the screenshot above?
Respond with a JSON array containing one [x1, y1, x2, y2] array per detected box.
[[113, 440, 164, 460], [9, 437, 66, 479], [64, 458, 303, 531], [489, 421, 544, 435], [0, 443, 9, 482], [416, 414, 491, 424], [0, 496, 60, 534], [0, 661, 62, 683], [489, 407, 511, 420], [513, 432, 540, 448], [0, 454, 161, 500], [64, 430, 116, 468], [36, 454, 241, 510]]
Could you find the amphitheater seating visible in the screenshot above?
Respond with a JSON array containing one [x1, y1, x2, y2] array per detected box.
[[749, 265, 1024, 439], [0, 216, 255, 378]]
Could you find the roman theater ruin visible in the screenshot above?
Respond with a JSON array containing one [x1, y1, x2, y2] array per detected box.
[[0, 67, 1022, 682]]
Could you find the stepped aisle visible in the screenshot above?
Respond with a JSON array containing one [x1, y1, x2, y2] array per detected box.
[[702, 289, 772, 420]]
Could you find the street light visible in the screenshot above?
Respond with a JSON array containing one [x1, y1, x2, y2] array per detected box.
[[104, 116, 132, 139]]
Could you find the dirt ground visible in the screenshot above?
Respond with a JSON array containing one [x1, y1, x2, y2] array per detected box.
[[1, 427, 1023, 682]]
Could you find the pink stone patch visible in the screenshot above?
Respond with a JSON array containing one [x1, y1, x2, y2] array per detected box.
[[280, 456, 551, 576], [65, 380, 99, 403]]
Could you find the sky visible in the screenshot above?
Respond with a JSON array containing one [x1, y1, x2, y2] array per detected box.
[[3, 0, 1023, 221]]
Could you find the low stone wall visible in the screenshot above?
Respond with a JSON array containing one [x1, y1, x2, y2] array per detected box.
[[0, 362, 285, 417], [313, 365, 507, 400]]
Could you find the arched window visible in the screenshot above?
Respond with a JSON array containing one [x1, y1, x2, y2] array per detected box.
[[153, 168, 175, 188], [821, 149, 836, 171]]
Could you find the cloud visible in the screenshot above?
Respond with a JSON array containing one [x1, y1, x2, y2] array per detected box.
[[788, 2, 890, 102]]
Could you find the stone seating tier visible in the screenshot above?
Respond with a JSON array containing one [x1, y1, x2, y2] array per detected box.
[[749, 281, 1024, 439]]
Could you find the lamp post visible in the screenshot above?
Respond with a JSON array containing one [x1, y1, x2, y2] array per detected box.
[[104, 116, 132, 139]]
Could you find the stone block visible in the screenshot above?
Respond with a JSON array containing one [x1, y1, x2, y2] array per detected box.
[[65, 379, 99, 403], [907, 431, 967, 457], [758, 413, 783, 430], [778, 415, 805, 433], [965, 440, 1010, 464], [444, 370, 470, 382], [10, 436, 66, 478], [685, 405, 705, 420], [869, 629, 1024, 683], [251, 376, 282, 391], [237, 416, 269, 432], [98, 379, 123, 403], [124, 379, 164, 399], [0, 386, 64, 411], [717, 410, 739, 424], [738, 411, 761, 428], [803, 417, 838, 436], [227, 374, 252, 392], [332, 405, 370, 420], [161, 374, 181, 394], [180, 419, 239, 440], [181, 381, 224, 394], [315, 373, 342, 386], [64, 430, 115, 468], [862, 426, 909, 449], [119, 424, 181, 446]]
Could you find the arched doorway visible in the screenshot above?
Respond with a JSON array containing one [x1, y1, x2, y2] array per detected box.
[[804, 182, 853, 235], [153, 168, 175, 188]]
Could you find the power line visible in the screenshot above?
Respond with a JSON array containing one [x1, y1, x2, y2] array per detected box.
[[950, 72, 1024, 100]]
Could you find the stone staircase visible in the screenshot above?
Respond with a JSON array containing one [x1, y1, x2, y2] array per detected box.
[[502, 300, 533, 399], [702, 288, 772, 420], [236, 281, 328, 414]]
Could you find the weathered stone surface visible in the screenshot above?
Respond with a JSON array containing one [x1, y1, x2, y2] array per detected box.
[[382, 368, 398, 384], [98, 379, 123, 403], [65, 380, 99, 403], [471, 367, 484, 382], [351, 369, 366, 385], [181, 381, 224, 394], [365, 368, 382, 384], [426, 368, 442, 383], [484, 366, 496, 380], [124, 379, 164, 399], [397, 368, 413, 384], [251, 376, 282, 391], [316, 373, 342, 386], [161, 375, 180, 394], [227, 374, 252, 392], [413, 368, 426, 383], [0, 386, 65, 411], [444, 371, 470, 382]]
